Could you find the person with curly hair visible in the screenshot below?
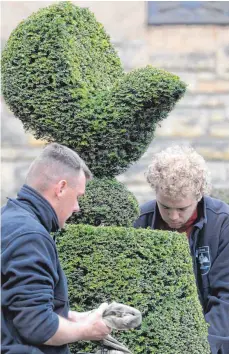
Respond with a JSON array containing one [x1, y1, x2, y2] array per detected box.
[[134, 145, 229, 354]]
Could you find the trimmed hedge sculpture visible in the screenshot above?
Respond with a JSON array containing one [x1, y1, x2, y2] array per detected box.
[[57, 225, 209, 354], [1, 1, 186, 177], [68, 178, 139, 227], [2, 2, 210, 353]]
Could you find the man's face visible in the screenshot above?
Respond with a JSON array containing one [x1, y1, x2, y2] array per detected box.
[[156, 190, 198, 229], [57, 171, 86, 228]]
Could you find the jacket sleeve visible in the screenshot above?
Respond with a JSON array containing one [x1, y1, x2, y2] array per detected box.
[[133, 214, 145, 228], [1, 233, 59, 345], [205, 221, 229, 354]]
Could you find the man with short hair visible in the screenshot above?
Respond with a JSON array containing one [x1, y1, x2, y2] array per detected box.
[[1, 143, 111, 354], [134, 145, 229, 354]]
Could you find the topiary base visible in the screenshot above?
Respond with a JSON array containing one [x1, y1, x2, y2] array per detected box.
[[57, 224, 209, 354]]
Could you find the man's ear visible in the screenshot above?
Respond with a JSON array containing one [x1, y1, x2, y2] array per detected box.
[[55, 180, 67, 198]]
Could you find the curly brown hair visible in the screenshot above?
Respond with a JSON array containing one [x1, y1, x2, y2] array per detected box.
[[146, 145, 212, 201]]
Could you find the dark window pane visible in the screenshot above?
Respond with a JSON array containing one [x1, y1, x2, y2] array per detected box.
[[147, 1, 229, 25]]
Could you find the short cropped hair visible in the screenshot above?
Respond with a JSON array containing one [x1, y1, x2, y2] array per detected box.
[[146, 145, 211, 201], [26, 143, 92, 191]]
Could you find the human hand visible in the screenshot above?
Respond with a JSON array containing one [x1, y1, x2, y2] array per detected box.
[[79, 302, 112, 341]]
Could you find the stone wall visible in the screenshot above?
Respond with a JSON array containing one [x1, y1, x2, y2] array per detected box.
[[1, 1, 229, 206]]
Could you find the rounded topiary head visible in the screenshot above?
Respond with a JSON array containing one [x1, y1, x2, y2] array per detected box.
[[1, 1, 186, 177], [68, 178, 139, 227]]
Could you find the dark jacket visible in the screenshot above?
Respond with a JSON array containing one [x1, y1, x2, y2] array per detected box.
[[1, 185, 70, 354], [134, 196, 229, 354]]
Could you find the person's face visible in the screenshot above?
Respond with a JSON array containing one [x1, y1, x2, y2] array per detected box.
[[156, 190, 198, 229], [56, 171, 86, 228]]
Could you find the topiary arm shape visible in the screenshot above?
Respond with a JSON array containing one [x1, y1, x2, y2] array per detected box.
[[90, 66, 186, 177], [1, 1, 186, 177]]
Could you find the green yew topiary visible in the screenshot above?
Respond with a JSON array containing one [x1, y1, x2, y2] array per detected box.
[[2, 2, 209, 352], [68, 178, 139, 226], [1, 1, 186, 177], [57, 224, 209, 354]]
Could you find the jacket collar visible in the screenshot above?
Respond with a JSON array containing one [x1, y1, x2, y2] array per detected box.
[[151, 200, 158, 228], [15, 184, 59, 233], [193, 197, 207, 229]]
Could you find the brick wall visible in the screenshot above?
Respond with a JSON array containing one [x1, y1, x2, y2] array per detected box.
[[1, 1, 229, 205]]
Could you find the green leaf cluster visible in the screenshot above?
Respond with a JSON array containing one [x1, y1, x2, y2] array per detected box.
[[68, 178, 139, 227], [57, 225, 209, 354], [1, 1, 186, 177]]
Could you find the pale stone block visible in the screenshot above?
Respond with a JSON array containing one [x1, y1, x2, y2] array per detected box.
[[1, 164, 15, 192], [216, 47, 229, 79], [216, 28, 229, 78], [196, 80, 229, 93], [115, 40, 149, 71], [209, 113, 225, 122], [209, 123, 229, 137], [176, 94, 228, 109], [149, 51, 215, 72], [1, 147, 43, 161], [146, 26, 222, 53], [156, 123, 204, 138], [155, 109, 209, 137], [208, 161, 229, 185], [196, 146, 229, 160], [28, 135, 46, 147]]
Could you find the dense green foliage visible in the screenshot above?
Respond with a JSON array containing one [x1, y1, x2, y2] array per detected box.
[[211, 188, 229, 205], [57, 224, 209, 354], [68, 178, 139, 226], [1, 1, 186, 177], [2, 3, 207, 352]]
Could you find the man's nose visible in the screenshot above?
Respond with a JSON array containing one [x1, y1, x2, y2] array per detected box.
[[169, 210, 179, 221]]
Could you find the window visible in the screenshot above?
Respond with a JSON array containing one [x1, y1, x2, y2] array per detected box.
[[147, 1, 229, 25]]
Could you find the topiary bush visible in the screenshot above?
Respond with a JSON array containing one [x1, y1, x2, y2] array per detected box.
[[57, 224, 209, 354], [1, 1, 186, 177], [2, 2, 208, 352], [68, 178, 139, 226]]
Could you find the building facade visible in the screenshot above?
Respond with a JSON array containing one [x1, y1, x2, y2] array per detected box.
[[1, 1, 229, 205]]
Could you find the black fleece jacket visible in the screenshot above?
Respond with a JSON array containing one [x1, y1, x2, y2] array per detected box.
[[1, 185, 70, 354]]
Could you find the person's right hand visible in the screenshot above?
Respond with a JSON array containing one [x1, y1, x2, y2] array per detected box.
[[79, 303, 112, 341]]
